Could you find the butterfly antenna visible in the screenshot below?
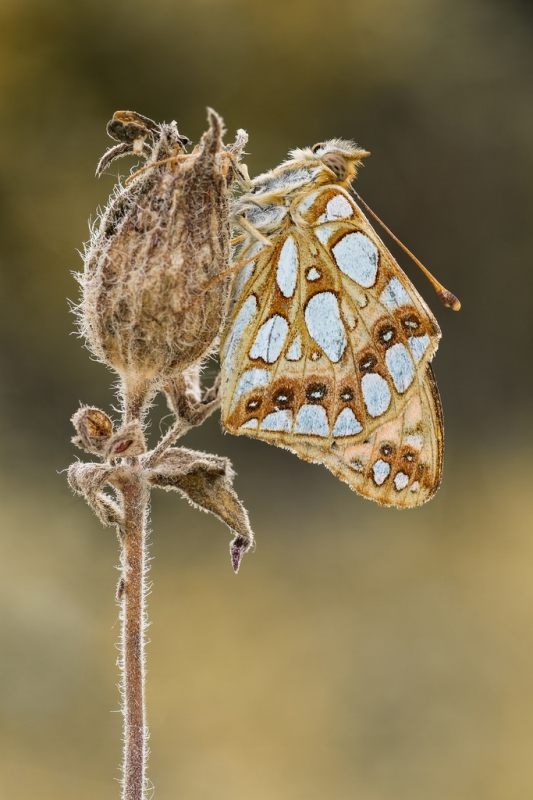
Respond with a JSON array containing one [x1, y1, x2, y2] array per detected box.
[[352, 190, 461, 311]]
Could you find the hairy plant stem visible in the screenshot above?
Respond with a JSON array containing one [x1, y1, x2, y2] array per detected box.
[[123, 377, 152, 425], [119, 376, 151, 800], [119, 461, 149, 800]]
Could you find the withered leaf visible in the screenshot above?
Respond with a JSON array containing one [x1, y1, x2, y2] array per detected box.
[[68, 461, 123, 529], [147, 447, 254, 546]]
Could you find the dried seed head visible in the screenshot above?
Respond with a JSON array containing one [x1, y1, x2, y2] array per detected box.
[[78, 108, 248, 387]]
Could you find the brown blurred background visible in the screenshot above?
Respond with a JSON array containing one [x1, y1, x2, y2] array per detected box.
[[1, 0, 533, 797]]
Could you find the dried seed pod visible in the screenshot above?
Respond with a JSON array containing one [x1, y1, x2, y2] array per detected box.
[[78, 108, 247, 387]]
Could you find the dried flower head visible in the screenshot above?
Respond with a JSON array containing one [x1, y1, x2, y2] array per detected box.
[[78, 108, 247, 393]]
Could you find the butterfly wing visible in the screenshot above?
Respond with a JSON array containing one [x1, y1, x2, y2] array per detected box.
[[221, 185, 443, 507]]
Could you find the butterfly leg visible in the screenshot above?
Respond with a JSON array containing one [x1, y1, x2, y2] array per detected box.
[[219, 151, 252, 188], [233, 215, 272, 246], [125, 153, 192, 185], [183, 242, 272, 315]]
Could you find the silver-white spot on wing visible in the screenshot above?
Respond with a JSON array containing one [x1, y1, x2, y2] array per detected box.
[[286, 335, 302, 361], [380, 277, 411, 309], [260, 410, 292, 432], [408, 334, 430, 363], [317, 194, 353, 223], [295, 188, 322, 216], [250, 314, 289, 363], [304, 292, 347, 363], [222, 295, 258, 374], [341, 297, 358, 329], [394, 472, 409, 491], [239, 418, 258, 430], [372, 459, 391, 485], [404, 434, 423, 448], [276, 236, 298, 298], [294, 404, 329, 437], [306, 267, 321, 281], [231, 368, 270, 411], [332, 407, 363, 437], [410, 481, 420, 492], [332, 232, 379, 288], [361, 373, 391, 417], [385, 343, 415, 393], [233, 242, 263, 300], [314, 223, 339, 247]]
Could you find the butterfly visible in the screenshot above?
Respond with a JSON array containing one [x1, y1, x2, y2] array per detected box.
[[219, 139, 459, 507]]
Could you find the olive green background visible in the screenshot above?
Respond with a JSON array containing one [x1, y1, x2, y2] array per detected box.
[[1, 0, 532, 798]]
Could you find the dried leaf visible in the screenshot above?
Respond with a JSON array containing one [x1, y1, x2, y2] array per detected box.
[[147, 447, 254, 550], [68, 461, 123, 528]]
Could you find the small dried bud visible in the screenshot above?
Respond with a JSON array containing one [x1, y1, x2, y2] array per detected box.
[[79, 108, 247, 387], [230, 535, 252, 574], [71, 406, 114, 455], [104, 420, 146, 459]]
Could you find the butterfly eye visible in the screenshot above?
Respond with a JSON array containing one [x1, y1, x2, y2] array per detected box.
[[311, 142, 325, 153], [320, 151, 349, 181]]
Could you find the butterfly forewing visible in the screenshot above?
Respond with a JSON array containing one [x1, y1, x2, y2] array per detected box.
[[221, 150, 444, 507]]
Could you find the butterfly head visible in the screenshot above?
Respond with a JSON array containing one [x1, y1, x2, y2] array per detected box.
[[290, 139, 370, 184]]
